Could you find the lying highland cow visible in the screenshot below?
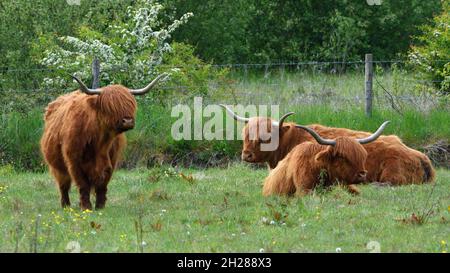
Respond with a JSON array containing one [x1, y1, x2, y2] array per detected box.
[[40, 74, 167, 210], [262, 122, 389, 196], [220, 105, 435, 185]]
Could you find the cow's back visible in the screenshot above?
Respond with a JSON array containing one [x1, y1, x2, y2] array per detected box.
[[40, 91, 86, 170], [299, 124, 434, 184], [263, 142, 322, 196]]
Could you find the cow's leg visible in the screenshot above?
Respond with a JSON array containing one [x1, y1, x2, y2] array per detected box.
[[59, 179, 72, 208], [294, 180, 313, 196], [66, 165, 92, 210], [294, 188, 311, 197], [373, 160, 408, 185], [379, 168, 407, 185], [95, 166, 112, 210], [95, 184, 108, 210], [93, 136, 125, 208], [93, 148, 116, 210], [345, 184, 360, 195], [78, 185, 92, 211], [293, 176, 315, 197], [50, 167, 71, 208], [62, 138, 94, 210]]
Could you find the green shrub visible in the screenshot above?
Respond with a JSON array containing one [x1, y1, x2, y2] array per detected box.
[[28, 0, 227, 108], [409, 1, 450, 95]]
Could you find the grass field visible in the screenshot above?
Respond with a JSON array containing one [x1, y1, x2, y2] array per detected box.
[[1, 69, 449, 253], [0, 164, 448, 253]]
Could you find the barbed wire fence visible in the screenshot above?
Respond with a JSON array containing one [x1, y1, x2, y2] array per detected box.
[[0, 56, 448, 114], [1, 56, 449, 170]]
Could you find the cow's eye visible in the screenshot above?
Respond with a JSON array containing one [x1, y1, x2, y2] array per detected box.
[[333, 155, 346, 162]]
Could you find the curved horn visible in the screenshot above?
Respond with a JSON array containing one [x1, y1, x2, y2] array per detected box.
[[357, 121, 390, 144], [296, 125, 336, 146], [71, 75, 102, 95], [129, 73, 169, 96], [219, 104, 250, 123], [273, 112, 295, 127]]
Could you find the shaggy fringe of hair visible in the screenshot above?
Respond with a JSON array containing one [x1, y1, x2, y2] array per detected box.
[[332, 137, 367, 166], [97, 85, 137, 127]]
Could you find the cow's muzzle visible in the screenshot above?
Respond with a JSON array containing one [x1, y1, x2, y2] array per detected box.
[[118, 117, 135, 132], [355, 170, 368, 183], [241, 151, 256, 162]]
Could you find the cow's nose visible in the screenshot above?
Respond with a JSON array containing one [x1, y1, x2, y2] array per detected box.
[[357, 170, 368, 181], [121, 118, 135, 129], [241, 151, 254, 162], [123, 117, 133, 124]]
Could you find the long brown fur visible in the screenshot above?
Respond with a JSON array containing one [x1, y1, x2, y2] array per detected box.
[[242, 118, 435, 185], [40, 86, 136, 210], [263, 137, 368, 196]]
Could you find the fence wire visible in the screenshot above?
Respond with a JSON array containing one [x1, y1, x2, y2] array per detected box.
[[0, 60, 447, 114]]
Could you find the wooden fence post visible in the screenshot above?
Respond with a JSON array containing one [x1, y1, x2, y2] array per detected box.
[[365, 54, 373, 117], [92, 57, 100, 89]]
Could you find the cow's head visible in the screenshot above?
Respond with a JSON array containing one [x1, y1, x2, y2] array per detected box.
[[72, 74, 168, 133], [219, 104, 294, 163], [297, 121, 390, 184]]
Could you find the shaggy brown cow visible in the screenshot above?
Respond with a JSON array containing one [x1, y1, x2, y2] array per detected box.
[[220, 105, 435, 185], [262, 122, 389, 196], [40, 74, 167, 210]]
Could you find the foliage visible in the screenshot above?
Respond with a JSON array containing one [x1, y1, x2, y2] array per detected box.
[[32, 0, 193, 88], [409, 1, 450, 95], [0, 0, 443, 68], [320, 10, 367, 67], [24, 0, 227, 106], [0, 0, 136, 69], [166, 0, 441, 63]]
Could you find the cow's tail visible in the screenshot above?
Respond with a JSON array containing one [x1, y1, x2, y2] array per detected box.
[[420, 156, 436, 183]]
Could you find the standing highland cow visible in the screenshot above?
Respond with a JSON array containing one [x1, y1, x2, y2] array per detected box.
[[262, 122, 389, 196], [41, 74, 167, 210], [220, 105, 435, 185]]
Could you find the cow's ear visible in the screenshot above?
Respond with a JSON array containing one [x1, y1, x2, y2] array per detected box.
[[279, 125, 291, 135], [314, 147, 332, 164], [86, 96, 99, 109]]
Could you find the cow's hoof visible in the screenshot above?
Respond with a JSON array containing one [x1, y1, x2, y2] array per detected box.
[[61, 200, 71, 208], [80, 202, 93, 211], [95, 203, 105, 210]]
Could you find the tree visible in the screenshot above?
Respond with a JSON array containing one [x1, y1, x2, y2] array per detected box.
[[409, 0, 450, 95]]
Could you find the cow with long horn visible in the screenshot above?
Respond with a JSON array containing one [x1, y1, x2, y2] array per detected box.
[[220, 105, 435, 185], [262, 122, 389, 196], [40, 73, 168, 210], [219, 104, 295, 166]]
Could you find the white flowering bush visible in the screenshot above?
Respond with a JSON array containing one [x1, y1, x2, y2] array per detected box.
[[33, 0, 223, 101]]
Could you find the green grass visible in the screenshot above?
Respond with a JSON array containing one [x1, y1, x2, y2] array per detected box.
[[1, 103, 448, 171], [0, 165, 448, 253], [1, 70, 449, 170]]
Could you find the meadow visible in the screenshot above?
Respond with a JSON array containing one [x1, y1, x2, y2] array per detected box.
[[0, 164, 448, 253], [0, 69, 449, 253]]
